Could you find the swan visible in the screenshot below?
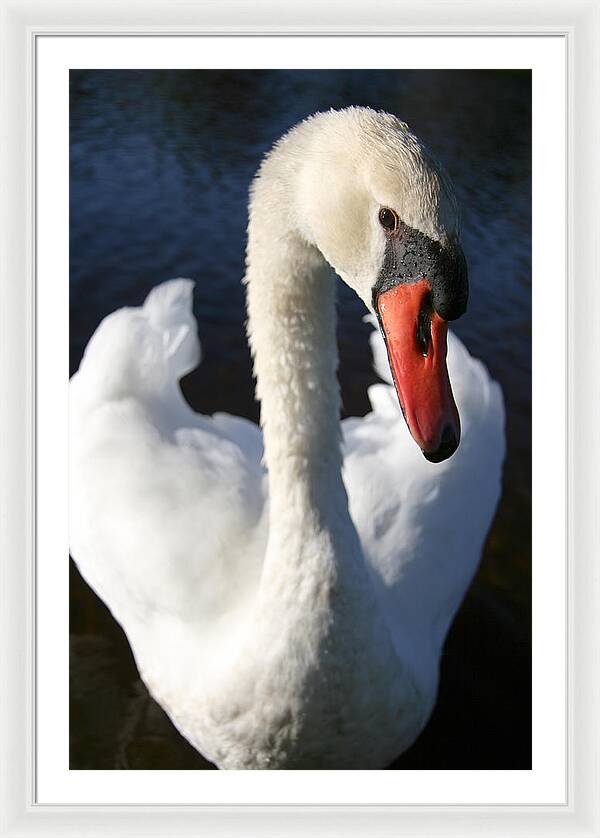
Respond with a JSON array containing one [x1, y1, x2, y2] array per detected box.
[[69, 106, 505, 769]]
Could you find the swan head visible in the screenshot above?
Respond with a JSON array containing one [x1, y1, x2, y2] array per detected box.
[[293, 108, 468, 462]]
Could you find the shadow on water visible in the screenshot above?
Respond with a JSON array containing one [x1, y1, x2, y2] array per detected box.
[[69, 69, 531, 770]]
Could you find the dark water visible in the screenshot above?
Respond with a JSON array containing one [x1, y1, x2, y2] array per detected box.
[[69, 69, 531, 770]]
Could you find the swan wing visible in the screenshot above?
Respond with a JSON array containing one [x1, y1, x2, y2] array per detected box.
[[69, 280, 267, 686], [342, 322, 505, 686]]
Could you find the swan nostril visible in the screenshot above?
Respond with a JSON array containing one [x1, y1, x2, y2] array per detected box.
[[416, 298, 432, 357], [422, 425, 459, 463]]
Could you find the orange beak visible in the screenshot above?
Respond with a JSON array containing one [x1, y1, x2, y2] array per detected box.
[[377, 278, 460, 462]]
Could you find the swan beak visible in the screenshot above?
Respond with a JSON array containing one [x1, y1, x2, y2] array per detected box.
[[376, 278, 460, 462]]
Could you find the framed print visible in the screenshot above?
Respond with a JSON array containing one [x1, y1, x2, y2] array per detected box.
[[1, 1, 599, 837]]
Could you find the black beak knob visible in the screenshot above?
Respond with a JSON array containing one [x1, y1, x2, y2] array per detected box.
[[373, 222, 469, 323]]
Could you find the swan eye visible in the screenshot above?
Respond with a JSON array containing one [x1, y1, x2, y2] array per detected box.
[[378, 207, 398, 233]]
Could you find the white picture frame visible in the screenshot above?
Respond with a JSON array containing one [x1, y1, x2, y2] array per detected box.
[[1, 1, 598, 836]]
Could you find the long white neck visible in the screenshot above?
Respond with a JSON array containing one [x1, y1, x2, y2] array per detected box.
[[240, 136, 411, 758], [245, 176, 398, 751], [245, 149, 356, 580], [247, 239, 346, 514], [242, 131, 412, 697], [203, 121, 431, 770]]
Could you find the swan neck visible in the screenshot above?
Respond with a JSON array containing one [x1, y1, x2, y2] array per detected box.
[[238, 126, 404, 721], [246, 232, 344, 515]]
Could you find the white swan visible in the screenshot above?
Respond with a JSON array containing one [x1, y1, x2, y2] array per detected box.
[[69, 107, 505, 769]]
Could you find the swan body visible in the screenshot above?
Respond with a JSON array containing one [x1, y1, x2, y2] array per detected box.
[[70, 107, 505, 769]]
